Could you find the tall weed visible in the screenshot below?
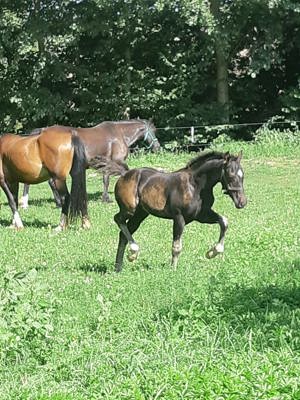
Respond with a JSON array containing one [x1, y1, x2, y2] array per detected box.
[[0, 268, 57, 364]]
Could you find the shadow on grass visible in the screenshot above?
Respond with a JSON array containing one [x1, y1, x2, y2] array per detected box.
[[0, 218, 12, 227], [25, 198, 60, 207], [79, 261, 110, 274], [23, 190, 114, 205], [153, 259, 300, 350], [0, 218, 52, 229], [87, 190, 115, 204]]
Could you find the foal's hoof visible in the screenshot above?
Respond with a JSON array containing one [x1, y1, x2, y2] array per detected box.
[[206, 244, 224, 259], [127, 243, 139, 262]]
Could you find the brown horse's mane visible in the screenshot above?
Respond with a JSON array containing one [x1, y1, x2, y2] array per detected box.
[[186, 151, 225, 170]]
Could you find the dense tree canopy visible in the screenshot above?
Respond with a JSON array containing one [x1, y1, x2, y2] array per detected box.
[[0, 0, 299, 141]]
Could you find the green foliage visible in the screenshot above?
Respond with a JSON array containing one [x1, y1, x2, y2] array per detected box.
[[281, 79, 300, 120], [0, 268, 57, 364], [255, 127, 300, 145], [0, 1, 299, 141]]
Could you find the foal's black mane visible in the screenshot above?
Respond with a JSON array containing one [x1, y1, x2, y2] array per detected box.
[[186, 151, 225, 170]]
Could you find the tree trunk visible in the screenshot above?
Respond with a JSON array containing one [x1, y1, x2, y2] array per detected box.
[[215, 41, 229, 122], [123, 47, 131, 119], [34, 0, 44, 54], [210, 0, 229, 123]]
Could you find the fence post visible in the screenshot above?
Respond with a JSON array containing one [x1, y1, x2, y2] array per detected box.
[[190, 126, 195, 143]]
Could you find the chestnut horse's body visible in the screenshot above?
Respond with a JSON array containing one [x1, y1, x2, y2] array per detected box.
[[0, 126, 88, 229], [20, 119, 160, 208], [113, 151, 247, 271]]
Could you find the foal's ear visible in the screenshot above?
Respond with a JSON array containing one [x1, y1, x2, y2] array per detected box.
[[223, 151, 230, 164], [237, 150, 243, 162]]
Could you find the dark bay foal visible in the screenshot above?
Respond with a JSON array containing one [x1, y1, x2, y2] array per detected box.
[[113, 151, 247, 271]]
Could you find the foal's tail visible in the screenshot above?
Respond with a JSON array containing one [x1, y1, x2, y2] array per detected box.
[[69, 131, 88, 221], [89, 156, 129, 176]]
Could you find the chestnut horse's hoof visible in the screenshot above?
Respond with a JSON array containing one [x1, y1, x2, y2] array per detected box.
[[127, 243, 139, 262], [82, 217, 91, 230], [53, 225, 65, 233], [9, 224, 24, 231]]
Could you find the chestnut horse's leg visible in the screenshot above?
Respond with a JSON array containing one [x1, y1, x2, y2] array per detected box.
[[102, 173, 112, 203], [52, 179, 70, 231], [48, 178, 62, 208], [20, 184, 30, 209], [0, 179, 23, 229], [197, 210, 228, 259], [80, 188, 90, 229], [20, 180, 61, 209], [114, 208, 148, 272], [171, 214, 185, 268]]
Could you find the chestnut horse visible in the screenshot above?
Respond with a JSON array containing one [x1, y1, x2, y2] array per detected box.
[[113, 151, 247, 271], [20, 119, 160, 208], [0, 126, 89, 230]]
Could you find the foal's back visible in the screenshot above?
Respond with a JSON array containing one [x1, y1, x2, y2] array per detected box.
[[115, 167, 195, 217]]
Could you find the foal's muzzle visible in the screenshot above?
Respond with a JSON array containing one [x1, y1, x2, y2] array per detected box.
[[231, 191, 247, 209], [223, 188, 246, 209]]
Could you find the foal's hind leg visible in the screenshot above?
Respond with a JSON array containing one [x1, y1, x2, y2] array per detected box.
[[102, 173, 112, 203], [114, 208, 148, 272], [198, 210, 228, 259]]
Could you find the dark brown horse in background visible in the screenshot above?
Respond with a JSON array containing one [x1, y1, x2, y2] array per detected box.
[[113, 151, 247, 271], [20, 119, 160, 208], [0, 126, 89, 230]]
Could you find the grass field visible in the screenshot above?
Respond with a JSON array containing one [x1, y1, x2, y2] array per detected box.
[[1, 143, 300, 399]]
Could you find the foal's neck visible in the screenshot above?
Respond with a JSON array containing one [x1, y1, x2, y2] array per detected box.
[[192, 159, 224, 188]]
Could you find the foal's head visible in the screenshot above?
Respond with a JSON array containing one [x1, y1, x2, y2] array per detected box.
[[221, 151, 247, 209]]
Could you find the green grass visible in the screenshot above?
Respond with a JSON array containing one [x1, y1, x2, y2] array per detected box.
[[1, 145, 300, 399]]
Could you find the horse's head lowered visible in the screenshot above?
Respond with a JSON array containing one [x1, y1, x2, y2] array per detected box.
[[143, 121, 161, 152], [221, 151, 247, 209]]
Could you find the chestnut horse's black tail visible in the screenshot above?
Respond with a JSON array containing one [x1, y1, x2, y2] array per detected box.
[[69, 132, 88, 222], [89, 156, 129, 176]]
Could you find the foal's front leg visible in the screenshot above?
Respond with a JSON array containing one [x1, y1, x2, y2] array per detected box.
[[198, 210, 228, 259], [114, 209, 148, 271], [171, 214, 185, 268]]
